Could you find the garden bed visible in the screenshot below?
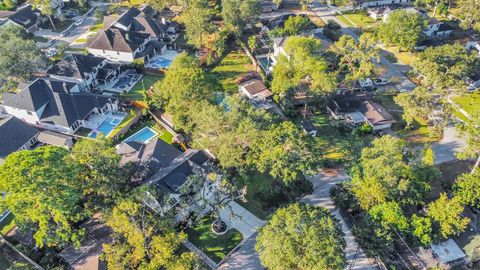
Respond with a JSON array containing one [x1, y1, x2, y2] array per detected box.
[[185, 216, 243, 263]]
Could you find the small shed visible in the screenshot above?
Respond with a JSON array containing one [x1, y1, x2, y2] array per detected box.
[[431, 239, 469, 266]]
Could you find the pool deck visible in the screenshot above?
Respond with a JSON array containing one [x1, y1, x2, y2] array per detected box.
[[84, 112, 128, 138], [145, 50, 179, 69]]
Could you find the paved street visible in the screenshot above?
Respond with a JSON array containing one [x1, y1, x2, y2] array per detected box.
[[301, 171, 376, 270]]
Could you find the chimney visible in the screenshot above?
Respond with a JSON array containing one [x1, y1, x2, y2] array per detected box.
[[161, 17, 166, 25]]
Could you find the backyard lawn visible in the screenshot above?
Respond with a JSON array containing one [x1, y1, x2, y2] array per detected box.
[[211, 51, 256, 94], [127, 75, 163, 101], [186, 216, 243, 263], [381, 45, 418, 65], [336, 12, 379, 29], [451, 93, 480, 119]]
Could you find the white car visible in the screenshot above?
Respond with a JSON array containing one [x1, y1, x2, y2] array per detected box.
[[74, 18, 84, 26], [45, 48, 59, 58], [373, 78, 390, 86], [358, 78, 373, 88]]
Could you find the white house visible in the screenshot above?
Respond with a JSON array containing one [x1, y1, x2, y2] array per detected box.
[[271, 36, 289, 66], [1, 78, 119, 135], [354, 0, 413, 8], [87, 6, 170, 63], [47, 54, 121, 92]]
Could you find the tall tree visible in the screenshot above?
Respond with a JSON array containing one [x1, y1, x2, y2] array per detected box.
[[33, 0, 56, 31], [256, 203, 346, 270], [147, 0, 178, 10], [71, 138, 132, 209], [331, 33, 379, 84], [0, 25, 45, 82], [351, 136, 437, 209], [181, 0, 213, 48], [412, 44, 477, 90], [368, 202, 410, 232], [0, 147, 86, 248], [456, 0, 480, 32], [221, 0, 260, 34], [378, 10, 427, 51], [454, 170, 480, 209], [102, 196, 197, 269], [456, 113, 480, 172], [153, 52, 220, 131], [427, 193, 469, 239]]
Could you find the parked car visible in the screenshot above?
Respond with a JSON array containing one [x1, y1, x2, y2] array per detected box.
[[44, 48, 59, 58], [64, 10, 78, 18], [373, 78, 390, 86], [74, 18, 84, 26], [358, 78, 373, 89]]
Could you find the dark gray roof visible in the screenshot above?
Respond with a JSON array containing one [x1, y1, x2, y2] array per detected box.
[[189, 150, 210, 165], [0, 116, 39, 159], [0, 5, 39, 30], [117, 138, 182, 171], [47, 54, 105, 80], [4, 78, 114, 128], [115, 7, 142, 28], [88, 28, 150, 53]]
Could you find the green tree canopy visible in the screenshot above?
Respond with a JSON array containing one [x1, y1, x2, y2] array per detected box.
[[411, 214, 433, 246], [412, 44, 477, 90], [454, 170, 480, 209], [272, 36, 336, 104], [378, 10, 427, 51], [0, 25, 45, 82], [331, 33, 379, 83], [71, 138, 132, 209], [351, 136, 437, 209], [0, 146, 86, 247], [456, 113, 480, 172], [368, 202, 409, 232], [221, 0, 260, 34], [153, 52, 220, 131], [427, 193, 469, 239], [456, 0, 480, 32], [102, 196, 197, 269], [269, 15, 313, 37], [256, 203, 346, 270], [180, 0, 213, 48]]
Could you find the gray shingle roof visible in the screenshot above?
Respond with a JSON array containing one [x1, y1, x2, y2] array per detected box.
[[0, 5, 39, 30], [88, 28, 150, 52], [0, 116, 39, 159], [3, 78, 114, 128], [47, 54, 105, 80]]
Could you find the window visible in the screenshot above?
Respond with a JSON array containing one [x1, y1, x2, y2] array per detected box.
[[27, 111, 32, 116]]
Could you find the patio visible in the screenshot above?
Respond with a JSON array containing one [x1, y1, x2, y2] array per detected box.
[[82, 111, 128, 138], [101, 70, 142, 94]]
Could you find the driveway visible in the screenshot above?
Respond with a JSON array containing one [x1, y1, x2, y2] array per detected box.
[[220, 201, 265, 239], [432, 126, 467, 164], [300, 171, 376, 270], [217, 233, 263, 270]]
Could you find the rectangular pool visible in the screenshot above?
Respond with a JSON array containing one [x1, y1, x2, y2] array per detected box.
[[124, 127, 158, 143], [88, 117, 123, 138], [147, 57, 173, 69]]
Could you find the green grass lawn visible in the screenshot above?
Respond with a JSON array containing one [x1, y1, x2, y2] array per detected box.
[[186, 216, 243, 263], [381, 46, 418, 65], [451, 93, 480, 118], [311, 114, 359, 160], [211, 51, 256, 94], [127, 75, 163, 101], [336, 12, 379, 29]]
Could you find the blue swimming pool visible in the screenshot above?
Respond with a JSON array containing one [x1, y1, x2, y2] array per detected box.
[[88, 117, 125, 138], [257, 56, 271, 72], [124, 127, 158, 143], [148, 57, 172, 69]]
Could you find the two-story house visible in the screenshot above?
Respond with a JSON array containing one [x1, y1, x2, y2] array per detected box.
[[47, 54, 121, 92], [1, 78, 119, 135], [87, 6, 171, 63], [0, 116, 39, 162], [0, 5, 41, 33]]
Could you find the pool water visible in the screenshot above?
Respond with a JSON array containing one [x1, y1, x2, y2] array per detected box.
[[257, 56, 271, 72], [88, 117, 123, 138], [148, 57, 172, 69], [124, 127, 158, 143]]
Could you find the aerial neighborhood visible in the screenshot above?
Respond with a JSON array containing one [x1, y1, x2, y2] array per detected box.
[[1, 0, 480, 269]]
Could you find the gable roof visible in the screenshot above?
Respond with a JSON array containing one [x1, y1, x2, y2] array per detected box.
[[3, 78, 114, 128], [88, 28, 150, 52], [239, 79, 268, 96], [47, 54, 105, 80], [0, 116, 39, 159], [358, 100, 396, 126], [115, 7, 142, 28], [0, 5, 39, 29]]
